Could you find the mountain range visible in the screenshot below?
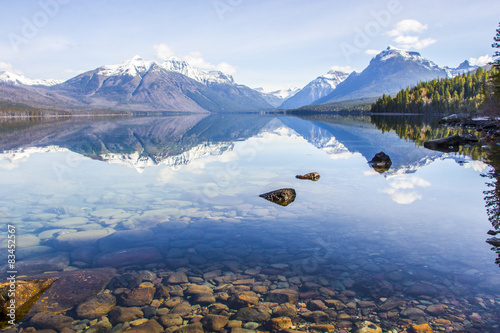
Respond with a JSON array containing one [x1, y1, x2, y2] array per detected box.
[[0, 47, 479, 113]]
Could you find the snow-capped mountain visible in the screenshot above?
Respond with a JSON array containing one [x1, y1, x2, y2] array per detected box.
[[444, 60, 479, 78], [279, 70, 350, 109], [50, 55, 273, 112], [253, 87, 301, 107], [314, 46, 451, 105], [0, 71, 63, 86]]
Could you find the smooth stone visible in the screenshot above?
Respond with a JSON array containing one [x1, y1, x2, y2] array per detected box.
[[76, 293, 116, 319], [170, 301, 193, 317], [186, 284, 213, 295], [108, 306, 144, 325], [119, 285, 155, 307], [300, 311, 329, 323], [160, 314, 183, 327], [401, 307, 426, 320], [272, 302, 297, 317], [192, 292, 216, 305], [406, 284, 439, 297], [234, 306, 271, 323], [94, 247, 162, 268], [126, 319, 164, 333], [201, 314, 229, 331], [378, 296, 405, 311], [56, 228, 115, 249], [310, 324, 336, 332], [230, 291, 260, 308], [168, 271, 189, 284], [307, 300, 328, 311], [173, 322, 204, 333], [266, 289, 298, 304], [426, 304, 447, 315], [30, 313, 73, 331], [28, 268, 116, 315], [409, 323, 433, 333]]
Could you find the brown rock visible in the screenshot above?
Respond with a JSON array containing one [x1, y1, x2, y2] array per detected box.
[[160, 314, 183, 327], [170, 301, 193, 317], [186, 285, 212, 295], [355, 320, 382, 333], [401, 307, 426, 320], [28, 268, 116, 315], [295, 172, 320, 181], [272, 303, 297, 317], [108, 306, 143, 325], [29, 313, 73, 331], [378, 296, 405, 311], [259, 188, 296, 206], [120, 284, 155, 307], [406, 284, 439, 297], [300, 311, 329, 323], [192, 292, 216, 305], [209, 303, 230, 314], [409, 323, 433, 333], [270, 317, 292, 332], [127, 319, 164, 333], [0, 278, 56, 329], [76, 293, 116, 319], [310, 324, 335, 332], [266, 289, 298, 304], [425, 304, 446, 316], [234, 306, 271, 322], [202, 314, 229, 331], [173, 322, 204, 333], [307, 300, 328, 311], [165, 296, 183, 308], [230, 291, 260, 308], [227, 320, 242, 328], [168, 272, 189, 284]]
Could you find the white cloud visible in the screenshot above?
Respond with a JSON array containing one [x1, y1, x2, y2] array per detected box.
[[154, 43, 175, 60], [364, 49, 381, 56], [383, 175, 431, 204], [393, 35, 436, 50], [183, 51, 236, 75], [330, 65, 355, 73], [0, 61, 22, 74], [153, 44, 237, 75], [387, 19, 428, 37], [469, 55, 493, 66], [64, 68, 85, 75]]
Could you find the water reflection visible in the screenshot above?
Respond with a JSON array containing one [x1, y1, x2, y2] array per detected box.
[[0, 114, 499, 331]]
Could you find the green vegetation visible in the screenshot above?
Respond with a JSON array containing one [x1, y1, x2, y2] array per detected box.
[[493, 22, 500, 99], [371, 68, 495, 114], [288, 98, 375, 113]]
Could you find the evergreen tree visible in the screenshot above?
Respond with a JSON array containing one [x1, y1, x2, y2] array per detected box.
[[493, 22, 500, 98]]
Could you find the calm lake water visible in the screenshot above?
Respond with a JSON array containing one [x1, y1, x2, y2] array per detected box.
[[0, 114, 499, 332]]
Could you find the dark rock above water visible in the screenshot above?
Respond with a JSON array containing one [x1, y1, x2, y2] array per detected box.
[[296, 172, 320, 181], [259, 188, 296, 206], [423, 134, 478, 152], [368, 152, 392, 173]]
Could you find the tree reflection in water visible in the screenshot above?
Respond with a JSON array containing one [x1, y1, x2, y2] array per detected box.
[[482, 142, 500, 266]]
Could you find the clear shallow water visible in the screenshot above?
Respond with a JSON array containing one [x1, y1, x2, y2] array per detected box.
[[0, 114, 499, 332]]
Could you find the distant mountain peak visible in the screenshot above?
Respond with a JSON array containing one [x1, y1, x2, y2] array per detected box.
[[0, 70, 63, 86]]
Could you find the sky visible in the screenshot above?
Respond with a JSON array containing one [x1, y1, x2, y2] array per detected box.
[[0, 0, 499, 92]]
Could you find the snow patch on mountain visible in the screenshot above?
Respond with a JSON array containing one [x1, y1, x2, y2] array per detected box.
[[0, 71, 64, 86]]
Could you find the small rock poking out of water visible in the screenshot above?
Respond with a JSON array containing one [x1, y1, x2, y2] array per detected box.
[[368, 152, 392, 173], [259, 188, 296, 206], [296, 172, 320, 181]]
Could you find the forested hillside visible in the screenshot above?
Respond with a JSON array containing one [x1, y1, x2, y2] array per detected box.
[[371, 68, 495, 114]]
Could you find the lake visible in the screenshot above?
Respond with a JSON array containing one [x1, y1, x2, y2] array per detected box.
[[0, 114, 499, 332]]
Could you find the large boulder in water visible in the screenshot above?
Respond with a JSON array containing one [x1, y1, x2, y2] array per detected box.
[[259, 188, 296, 206], [368, 152, 392, 173]]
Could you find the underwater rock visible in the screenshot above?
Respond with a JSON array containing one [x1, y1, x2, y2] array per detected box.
[[0, 278, 57, 329], [368, 152, 392, 173], [296, 172, 320, 181], [259, 188, 296, 206]]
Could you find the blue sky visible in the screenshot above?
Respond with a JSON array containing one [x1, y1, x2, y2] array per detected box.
[[0, 0, 499, 91]]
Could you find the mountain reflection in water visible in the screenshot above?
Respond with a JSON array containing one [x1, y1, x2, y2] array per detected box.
[[0, 114, 499, 332]]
